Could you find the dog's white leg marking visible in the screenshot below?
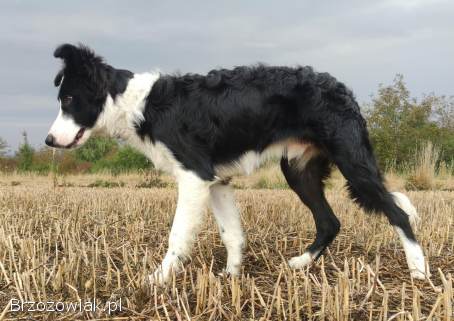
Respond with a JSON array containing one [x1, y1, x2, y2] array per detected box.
[[395, 228, 428, 279], [210, 184, 245, 276], [391, 192, 420, 226], [288, 249, 321, 270], [391, 192, 430, 279], [150, 170, 211, 285], [392, 192, 428, 279]]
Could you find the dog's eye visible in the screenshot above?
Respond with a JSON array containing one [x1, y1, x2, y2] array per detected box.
[[62, 96, 73, 105]]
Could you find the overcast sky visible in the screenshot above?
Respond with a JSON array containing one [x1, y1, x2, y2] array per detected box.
[[0, 0, 453, 152]]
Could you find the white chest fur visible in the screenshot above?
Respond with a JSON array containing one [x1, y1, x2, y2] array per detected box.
[[132, 137, 181, 175]]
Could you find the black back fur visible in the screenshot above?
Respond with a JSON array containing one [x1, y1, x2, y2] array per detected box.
[[136, 65, 365, 180]]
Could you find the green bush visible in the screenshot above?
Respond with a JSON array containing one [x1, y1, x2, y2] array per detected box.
[[90, 145, 150, 174], [74, 136, 117, 163], [5, 134, 151, 175], [110, 146, 150, 171]]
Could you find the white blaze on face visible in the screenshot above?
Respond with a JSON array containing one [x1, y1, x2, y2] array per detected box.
[[47, 105, 90, 147]]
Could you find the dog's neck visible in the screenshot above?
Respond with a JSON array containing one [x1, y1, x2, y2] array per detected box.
[[96, 72, 160, 142]]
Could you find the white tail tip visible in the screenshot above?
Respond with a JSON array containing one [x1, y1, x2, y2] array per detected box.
[[391, 192, 420, 226]]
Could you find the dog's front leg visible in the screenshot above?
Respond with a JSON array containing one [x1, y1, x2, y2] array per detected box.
[[209, 183, 245, 276], [150, 170, 211, 286]]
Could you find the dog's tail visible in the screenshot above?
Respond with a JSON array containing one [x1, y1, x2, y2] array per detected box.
[[323, 113, 418, 239], [390, 192, 419, 225]]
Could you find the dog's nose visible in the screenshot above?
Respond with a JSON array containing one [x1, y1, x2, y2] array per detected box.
[[45, 134, 55, 147]]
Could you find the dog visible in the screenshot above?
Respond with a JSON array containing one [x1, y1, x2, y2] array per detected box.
[[46, 43, 429, 285]]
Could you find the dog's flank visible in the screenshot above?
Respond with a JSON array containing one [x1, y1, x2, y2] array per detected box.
[[47, 43, 429, 285]]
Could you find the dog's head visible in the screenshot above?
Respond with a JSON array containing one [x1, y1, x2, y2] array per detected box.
[[46, 44, 111, 148]]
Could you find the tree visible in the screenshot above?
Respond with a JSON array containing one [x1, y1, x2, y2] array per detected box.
[[365, 75, 410, 167], [432, 96, 454, 164], [16, 132, 34, 171], [366, 75, 454, 169], [0, 137, 7, 156]]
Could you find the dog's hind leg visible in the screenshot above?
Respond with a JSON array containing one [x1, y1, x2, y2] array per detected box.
[[150, 170, 211, 286], [210, 183, 245, 276], [326, 119, 429, 279], [281, 153, 340, 269]]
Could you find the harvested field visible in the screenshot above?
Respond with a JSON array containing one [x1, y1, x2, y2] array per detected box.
[[0, 175, 453, 320]]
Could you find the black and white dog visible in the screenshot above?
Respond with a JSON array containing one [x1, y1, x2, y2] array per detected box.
[[46, 44, 429, 285]]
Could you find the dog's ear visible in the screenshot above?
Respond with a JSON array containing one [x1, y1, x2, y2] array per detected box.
[[54, 43, 80, 66], [53, 43, 100, 71], [53, 43, 108, 93], [54, 70, 64, 87]]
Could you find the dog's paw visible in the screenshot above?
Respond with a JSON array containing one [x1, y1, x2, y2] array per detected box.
[[217, 271, 230, 278], [225, 264, 241, 276], [410, 267, 431, 280], [288, 252, 313, 269], [148, 268, 169, 287], [218, 265, 240, 278], [410, 269, 426, 280]]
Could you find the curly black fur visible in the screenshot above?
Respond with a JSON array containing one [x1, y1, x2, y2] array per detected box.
[[135, 64, 416, 241], [135, 65, 362, 177]]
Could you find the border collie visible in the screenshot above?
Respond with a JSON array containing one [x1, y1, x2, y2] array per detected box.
[[46, 44, 429, 285]]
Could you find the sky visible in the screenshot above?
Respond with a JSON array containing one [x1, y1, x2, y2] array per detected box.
[[0, 0, 453, 152]]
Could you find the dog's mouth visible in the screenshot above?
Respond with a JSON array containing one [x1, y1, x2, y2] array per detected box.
[[65, 127, 86, 149]]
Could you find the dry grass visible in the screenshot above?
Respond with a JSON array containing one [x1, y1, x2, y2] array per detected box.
[[404, 142, 454, 191], [0, 174, 453, 320], [405, 142, 439, 191]]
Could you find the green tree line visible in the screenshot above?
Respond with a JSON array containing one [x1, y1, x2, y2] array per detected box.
[[366, 75, 453, 170], [0, 75, 453, 174], [0, 132, 150, 174]]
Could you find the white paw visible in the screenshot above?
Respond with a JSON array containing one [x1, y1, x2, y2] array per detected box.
[[149, 254, 186, 286], [410, 269, 427, 280], [395, 227, 430, 281], [224, 264, 241, 277], [148, 268, 169, 287], [405, 242, 430, 279], [288, 252, 313, 269], [217, 264, 241, 278]]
